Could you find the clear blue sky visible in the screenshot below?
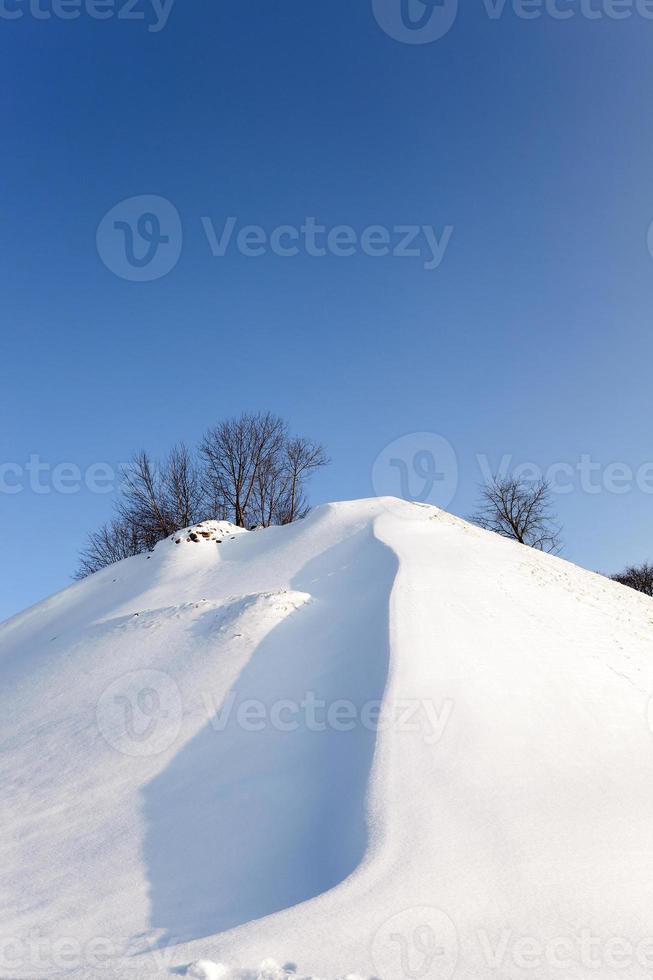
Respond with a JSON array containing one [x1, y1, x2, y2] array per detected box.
[[2, 0, 653, 621]]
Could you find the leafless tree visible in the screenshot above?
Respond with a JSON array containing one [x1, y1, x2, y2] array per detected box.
[[612, 562, 653, 597], [200, 414, 328, 528], [247, 435, 328, 526], [276, 437, 329, 524], [471, 476, 562, 553], [76, 444, 207, 578], [75, 519, 144, 578], [77, 414, 328, 576], [200, 412, 281, 527], [115, 444, 206, 548], [116, 450, 176, 550], [161, 443, 207, 530], [250, 450, 286, 528]]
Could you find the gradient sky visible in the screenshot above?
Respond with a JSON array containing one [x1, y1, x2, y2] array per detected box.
[[1, 0, 653, 622]]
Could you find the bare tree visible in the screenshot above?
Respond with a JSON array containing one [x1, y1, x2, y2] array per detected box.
[[115, 444, 206, 548], [161, 443, 207, 530], [77, 414, 328, 576], [276, 437, 329, 524], [200, 414, 328, 529], [116, 450, 176, 550], [612, 562, 653, 597], [250, 451, 286, 528], [76, 444, 207, 578], [472, 476, 562, 553], [75, 519, 144, 578], [200, 412, 286, 527]]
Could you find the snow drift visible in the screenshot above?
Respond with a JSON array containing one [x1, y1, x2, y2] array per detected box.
[[1, 499, 653, 980]]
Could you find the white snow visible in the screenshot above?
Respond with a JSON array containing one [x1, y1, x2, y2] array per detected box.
[[161, 519, 250, 548], [1, 498, 653, 980], [187, 960, 230, 980], [187, 959, 365, 980]]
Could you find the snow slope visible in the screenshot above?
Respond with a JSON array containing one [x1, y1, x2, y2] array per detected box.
[[1, 499, 653, 980]]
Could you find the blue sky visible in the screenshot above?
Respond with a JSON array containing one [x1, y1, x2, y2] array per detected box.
[[1, 0, 653, 621]]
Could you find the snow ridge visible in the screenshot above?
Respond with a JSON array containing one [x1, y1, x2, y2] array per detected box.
[[2, 500, 653, 980]]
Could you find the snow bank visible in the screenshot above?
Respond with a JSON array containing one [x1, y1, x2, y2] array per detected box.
[[188, 960, 366, 980], [2, 498, 653, 980]]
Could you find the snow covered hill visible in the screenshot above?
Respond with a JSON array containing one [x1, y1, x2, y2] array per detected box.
[[2, 499, 653, 980]]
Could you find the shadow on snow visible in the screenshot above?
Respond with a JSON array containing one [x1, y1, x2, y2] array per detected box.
[[142, 526, 398, 945]]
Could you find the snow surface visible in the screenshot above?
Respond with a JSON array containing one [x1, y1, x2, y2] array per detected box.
[[1, 499, 653, 980]]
